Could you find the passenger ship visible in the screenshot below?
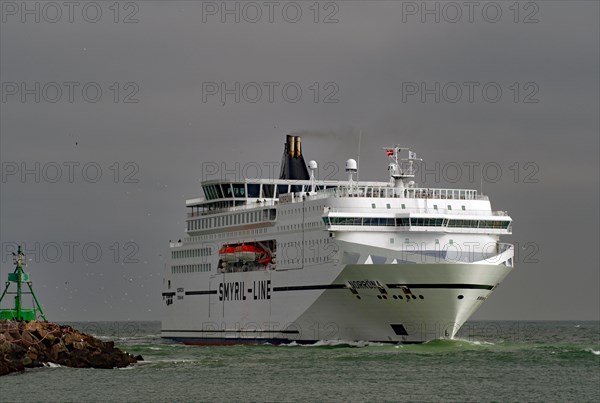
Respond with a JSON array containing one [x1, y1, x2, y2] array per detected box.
[[161, 135, 514, 344]]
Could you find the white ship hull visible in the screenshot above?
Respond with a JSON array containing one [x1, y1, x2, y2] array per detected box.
[[162, 248, 513, 344]]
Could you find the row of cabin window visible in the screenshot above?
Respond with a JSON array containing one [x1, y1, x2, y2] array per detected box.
[[203, 183, 340, 200], [172, 264, 211, 274], [324, 217, 510, 229], [279, 239, 333, 265], [402, 239, 452, 244], [186, 227, 269, 243], [188, 209, 277, 231], [280, 238, 329, 248], [280, 256, 329, 265], [389, 204, 466, 211], [172, 248, 212, 259], [282, 204, 324, 215]]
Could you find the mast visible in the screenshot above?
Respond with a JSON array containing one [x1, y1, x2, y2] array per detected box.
[[383, 145, 421, 189]]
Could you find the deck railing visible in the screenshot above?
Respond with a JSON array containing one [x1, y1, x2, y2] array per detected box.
[[325, 206, 508, 217], [318, 186, 487, 200], [188, 199, 278, 217]]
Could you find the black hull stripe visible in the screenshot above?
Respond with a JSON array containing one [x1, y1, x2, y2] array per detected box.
[[273, 284, 347, 292], [178, 283, 494, 295], [386, 284, 494, 290], [185, 290, 217, 295]]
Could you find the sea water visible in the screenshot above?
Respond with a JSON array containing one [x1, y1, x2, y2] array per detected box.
[[1, 321, 598, 402]]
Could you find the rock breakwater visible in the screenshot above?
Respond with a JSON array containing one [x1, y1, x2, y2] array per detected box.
[[0, 320, 138, 375]]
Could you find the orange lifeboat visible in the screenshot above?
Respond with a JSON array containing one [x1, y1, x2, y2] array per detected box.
[[218, 245, 237, 262], [234, 244, 266, 262]]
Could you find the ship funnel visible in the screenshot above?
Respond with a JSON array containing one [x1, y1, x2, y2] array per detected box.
[[279, 135, 310, 180]]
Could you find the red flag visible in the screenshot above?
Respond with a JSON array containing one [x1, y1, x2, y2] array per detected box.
[[386, 149, 394, 156]]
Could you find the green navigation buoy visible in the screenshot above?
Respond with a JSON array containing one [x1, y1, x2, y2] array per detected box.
[[0, 245, 46, 321]]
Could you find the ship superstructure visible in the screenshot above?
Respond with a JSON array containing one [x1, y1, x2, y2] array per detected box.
[[161, 135, 513, 344]]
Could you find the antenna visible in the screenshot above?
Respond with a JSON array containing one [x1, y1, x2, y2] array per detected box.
[[345, 159, 358, 184], [480, 164, 483, 195], [308, 160, 318, 192], [357, 130, 362, 182]]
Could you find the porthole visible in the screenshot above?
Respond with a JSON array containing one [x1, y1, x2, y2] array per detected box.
[[356, 295, 361, 300], [419, 295, 424, 299], [398, 295, 403, 300], [392, 295, 398, 299], [457, 295, 464, 300], [377, 295, 382, 299], [411, 295, 417, 300]]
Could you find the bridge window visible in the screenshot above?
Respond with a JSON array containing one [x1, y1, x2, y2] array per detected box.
[[247, 183, 260, 198], [262, 184, 275, 198], [232, 183, 245, 197], [222, 184, 233, 198], [277, 184, 289, 196], [448, 219, 477, 228], [479, 220, 511, 229], [203, 186, 213, 200], [215, 185, 223, 199], [396, 218, 410, 226], [409, 217, 444, 226]]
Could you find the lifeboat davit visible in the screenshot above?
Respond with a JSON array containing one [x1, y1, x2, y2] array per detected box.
[[257, 253, 272, 265]]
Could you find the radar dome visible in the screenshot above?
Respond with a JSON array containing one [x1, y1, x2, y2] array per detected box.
[[308, 160, 318, 170], [345, 159, 357, 172]]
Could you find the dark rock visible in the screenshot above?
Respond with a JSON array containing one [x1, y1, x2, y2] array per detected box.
[[0, 320, 138, 376]]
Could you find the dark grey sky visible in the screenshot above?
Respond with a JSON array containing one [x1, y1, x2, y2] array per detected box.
[[1, 1, 598, 321]]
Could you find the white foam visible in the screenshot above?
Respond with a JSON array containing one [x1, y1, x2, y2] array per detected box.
[[471, 340, 496, 346], [278, 339, 380, 347], [586, 348, 600, 356], [303, 340, 384, 348], [281, 341, 299, 347], [449, 338, 495, 346], [43, 362, 63, 368]]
